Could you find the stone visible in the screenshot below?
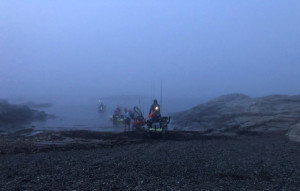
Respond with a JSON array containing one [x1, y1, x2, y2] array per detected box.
[[171, 94, 300, 137]]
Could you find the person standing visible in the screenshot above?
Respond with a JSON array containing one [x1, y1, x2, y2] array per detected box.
[[149, 99, 161, 121], [124, 108, 131, 131]]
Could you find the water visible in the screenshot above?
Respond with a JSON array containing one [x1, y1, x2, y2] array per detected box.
[[7, 96, 206, 133], [29, 98, 147, 132], [32, 103, 114, 131]]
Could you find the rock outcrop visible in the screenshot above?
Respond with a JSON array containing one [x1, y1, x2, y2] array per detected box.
[[0, 101, 48, 128], [286, 123, 300, 142], [171, 94, 300, 136]]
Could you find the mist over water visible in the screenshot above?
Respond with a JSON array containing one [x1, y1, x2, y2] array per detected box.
[[1, 1, 300, 131], [35, 101, 110, 131], [9, 95, 206, 131]]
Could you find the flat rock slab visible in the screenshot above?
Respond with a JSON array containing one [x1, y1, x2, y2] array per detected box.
[[286, 123, 300, 142]]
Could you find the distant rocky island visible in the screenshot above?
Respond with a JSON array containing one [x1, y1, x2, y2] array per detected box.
[[0, 99, 50, 128], [171, 93, 300, 141]]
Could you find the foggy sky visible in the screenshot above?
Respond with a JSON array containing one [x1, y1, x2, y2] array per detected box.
[[1, 0, 300, 105]]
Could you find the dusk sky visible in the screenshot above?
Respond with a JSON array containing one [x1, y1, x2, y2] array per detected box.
[[1, 0, 300, 107]]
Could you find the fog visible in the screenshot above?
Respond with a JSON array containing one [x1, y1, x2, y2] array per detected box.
[[1, 1, 300, 129]]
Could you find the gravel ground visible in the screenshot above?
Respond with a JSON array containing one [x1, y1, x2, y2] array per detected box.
[[1, 131, 300, 190]]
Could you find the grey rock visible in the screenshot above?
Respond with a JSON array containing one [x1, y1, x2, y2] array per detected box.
[[0, 102, 49, 128], [286, 123, 300, 142], [171, 93, 300, 136]]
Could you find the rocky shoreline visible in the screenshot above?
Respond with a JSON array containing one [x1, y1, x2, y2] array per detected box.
[[1, 130, 300, 190], [171, 94, 300, 137], [0, 130, 233, 155]]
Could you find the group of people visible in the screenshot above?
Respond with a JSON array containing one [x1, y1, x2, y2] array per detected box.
[[112, 99, 161, 131], [112, 105, 134, 131]]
